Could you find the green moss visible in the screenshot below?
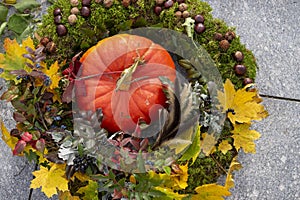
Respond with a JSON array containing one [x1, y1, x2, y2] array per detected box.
[[36, 0, 257, 193]]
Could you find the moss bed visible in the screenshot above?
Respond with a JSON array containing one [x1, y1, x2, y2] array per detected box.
[[0, 0, 265, 199]]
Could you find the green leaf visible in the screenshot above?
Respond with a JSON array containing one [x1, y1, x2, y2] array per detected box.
[[14, 0, 40, 13], [0, 5, 8, 22], [77, 180, 98, 200], [179, 125, 201, 164], [7, 14, 29, 34], [24, 149, 39, 163], [163, 166, 171, 175], [0, 22, 7, 35]]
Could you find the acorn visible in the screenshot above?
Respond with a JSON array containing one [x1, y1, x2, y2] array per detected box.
[[56, 24, 68, 36], [68, 14, 77, 25], [234, 64, 247, 75], [194, 23, 205, 34], [194, 14, 204, 23], [82, 0, 91, 6], [182, 10, 190, 18], [81, 6, 91, 17], [154, 6, 162, 15], [178, 3, 188, 12], [53, 8, 62, 16], [71, 7, 80, 15], [40, 37, 51, 46], [233, 51, 244, 62], [122, 0, 131, 7], [70, 0, 79, 6], [243, 78, 253, 85], [225, 31, 236, 42], [214, 32, 223, 41], [54, 15, 62, 25], [45, 41, 57, 54], [103, 0, 113, 7], [164, 0, 174, 8], [175, 11, 182, 19], [219, 39, 230, 51]]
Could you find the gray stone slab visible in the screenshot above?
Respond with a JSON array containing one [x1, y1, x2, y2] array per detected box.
[[0, 79, 51, 200], [226, 98, 299, 200], [204, 0, 300, 100]]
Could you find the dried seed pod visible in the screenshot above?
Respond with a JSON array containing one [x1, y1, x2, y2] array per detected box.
[[164, 0, 174, 8], [182, 10, 190, 18], [70, 0, 79, 6], [122, 0, 131, 7], [40, 37, 51, 46], [194, 23, 205, 34], [194, 14, 204, 23], [219, 39, 230, 51], [175, 11, 182, 19], [224, 31, 236, 42], [154, 6, 162, 15], [53, 8, 62, 16], [233, 51, 244, 62], [68, 14, 77, 25], [243, 77, 253, 85], [71, 7, 80, 14], [234, 64, 247, 75], [45, 41, 57, 53], [178, 3, 188, 11], [214, 32, 223, 41], [54, 15, 62, 24], [103, 0, 113, 7]]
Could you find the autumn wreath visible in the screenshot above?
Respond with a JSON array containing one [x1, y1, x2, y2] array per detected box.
[[0, 0, 268, 199]]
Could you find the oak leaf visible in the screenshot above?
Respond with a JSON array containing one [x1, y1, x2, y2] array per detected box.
[[218, 140, 232, 155], [192, 183, 231, 200], [231, 123, 260, 153], [217, 79, 268, 124], [30, 163, 69, 198]]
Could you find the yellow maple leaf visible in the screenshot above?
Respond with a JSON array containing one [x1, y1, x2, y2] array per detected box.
[[154, 187, 188, 200], [225, 156, 242, 190], [0, 37, 34, 83], [192, 183, 231, 200], [218, 140, 232, 155], [170, 163, 189, 190], [30, 163, 69, 198], [42, 61, 61, 90], [231, 123, 261, 153], [58, 191, 80, 200], [217, 79, 268, 124], [201, 133, 217, 156], [0, 119, 18, 151]]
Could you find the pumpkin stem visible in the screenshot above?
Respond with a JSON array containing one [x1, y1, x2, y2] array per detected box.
[[115, 56, 145, 91]]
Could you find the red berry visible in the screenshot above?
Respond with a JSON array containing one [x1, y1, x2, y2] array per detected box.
[[164, 0, 174, 8], [243, 78, 253, 85], [234, 64, 247, 75], [154, 6, 162, 15], [194, 14, 204, 23], [194, 23, 205, 34]]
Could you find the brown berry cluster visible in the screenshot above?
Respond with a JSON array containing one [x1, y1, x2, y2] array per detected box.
[[175, 2, 189, 19], [154, 0, 183, 15], [53, 8, 68, 36], [193, 14, 205, 34], [214, 31, 235, 51]]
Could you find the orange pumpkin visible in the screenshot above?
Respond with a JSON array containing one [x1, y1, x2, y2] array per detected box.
[[76, 34, 176, 133]]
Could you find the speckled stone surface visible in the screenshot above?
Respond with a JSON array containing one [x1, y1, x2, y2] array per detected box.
[[204, 0, 300, 100], [1, 0, 299, 200]]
